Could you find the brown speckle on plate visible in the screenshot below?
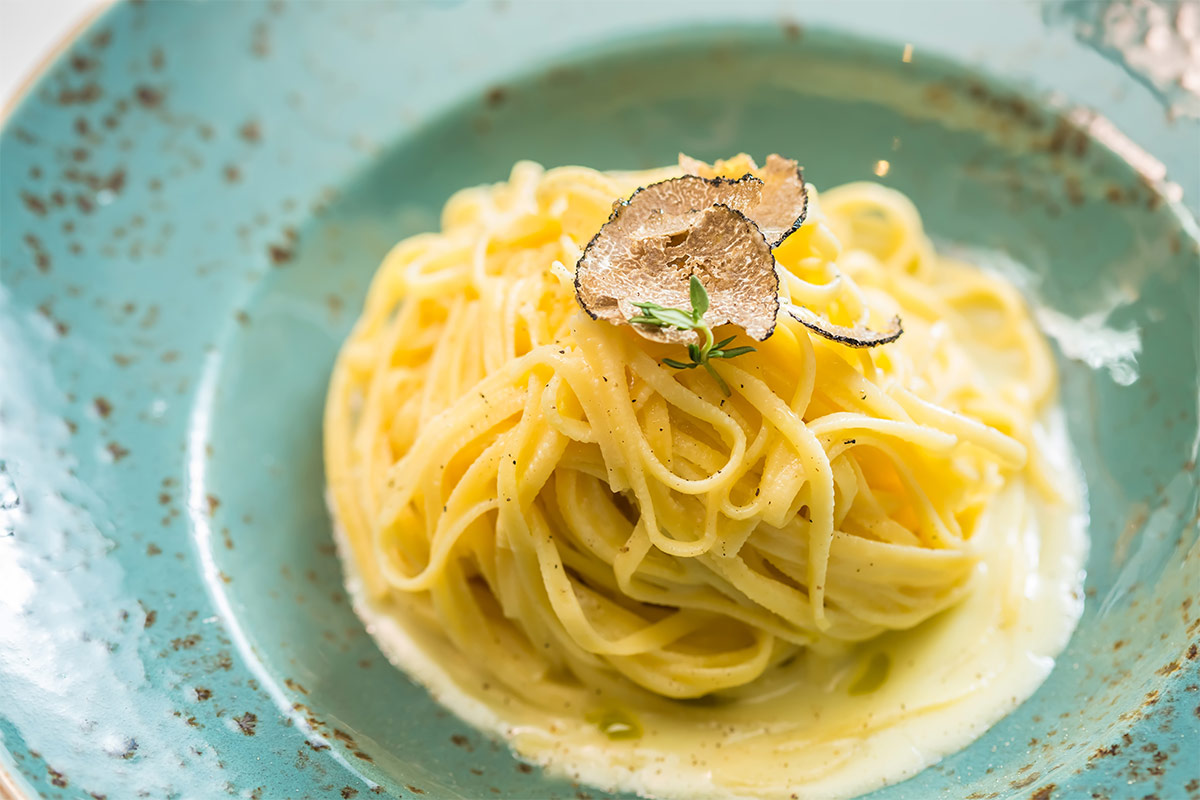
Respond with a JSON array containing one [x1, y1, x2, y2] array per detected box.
[[233, 712, 258, 736], [171, 634, 200, 650], [20, 191, 48, 216], [239, 120, 261, 143], [284, 678, 309, 695], [70, 54, 97, 73], [485, 86, 507, 107], [1010, 772, 1039, 789], [134, 85, 164, 108], [251, 21, 271, 58], [268, 243, 293, 265], [55, 83, 103, 105], [23, 233, 51, 272], [325, 294, 343, 318], [47, 766, 68, 788], [1157, 660, 1181, 676]]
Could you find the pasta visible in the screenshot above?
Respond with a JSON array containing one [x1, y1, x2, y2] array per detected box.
[[323, 155, 1084, 799]]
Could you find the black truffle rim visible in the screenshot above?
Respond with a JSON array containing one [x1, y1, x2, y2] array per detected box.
[[761, 163, 809, 248], [784, 304, 904, 348]]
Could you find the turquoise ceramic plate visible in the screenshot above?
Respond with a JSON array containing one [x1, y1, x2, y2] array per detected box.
[[2, 2, 1197, 799]]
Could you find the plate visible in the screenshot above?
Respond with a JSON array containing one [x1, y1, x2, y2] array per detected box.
[[1, 2, 1197, 799]]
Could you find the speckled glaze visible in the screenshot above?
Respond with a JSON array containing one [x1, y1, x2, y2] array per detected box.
[[1, 2, 1197, 800]]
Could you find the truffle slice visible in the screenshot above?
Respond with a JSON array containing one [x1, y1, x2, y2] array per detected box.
[[577, 200, 780, 344], [782, 303, 904, 348], [677, 153, 807, 247], [609, 174, 765, 240], [752, 154, 809, 247]]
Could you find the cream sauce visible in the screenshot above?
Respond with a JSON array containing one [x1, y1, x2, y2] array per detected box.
[[335, 408, 1087, 800]]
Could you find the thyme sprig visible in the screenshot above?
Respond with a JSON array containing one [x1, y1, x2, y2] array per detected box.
[[629, 276, 755, 396]]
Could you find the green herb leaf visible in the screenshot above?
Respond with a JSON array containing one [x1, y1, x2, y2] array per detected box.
[[629, 279, 754, 396], [633, 305, 696, 331], [662, 358, 699, 370], [689, 275, 709, 321], [713, 335, 737, 350]]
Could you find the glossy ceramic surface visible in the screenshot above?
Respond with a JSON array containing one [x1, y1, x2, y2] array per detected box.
[[1, 2, 1197, 799]]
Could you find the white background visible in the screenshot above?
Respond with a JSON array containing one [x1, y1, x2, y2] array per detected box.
[[1, 0, 101, 112]]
